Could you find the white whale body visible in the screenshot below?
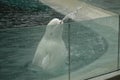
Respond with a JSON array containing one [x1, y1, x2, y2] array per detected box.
[[32, 18, 67, 73]]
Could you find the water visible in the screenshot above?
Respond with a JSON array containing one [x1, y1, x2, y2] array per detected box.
[[62, 7, 82, 22], [1, 0, 119, 14], [0, 0, 117, 80], [0, 1, 64, 29], [83, 0, 120, 14], [69, 23, 108, 71], [0, 0, 41, 10], [0, 23, 108, 80]]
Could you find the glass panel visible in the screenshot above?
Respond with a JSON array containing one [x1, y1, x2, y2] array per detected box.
[[0, 24, 69, 80], [119, 15, 120, 69], [69, 15, 119, 80], [0, 15, 119, 80]]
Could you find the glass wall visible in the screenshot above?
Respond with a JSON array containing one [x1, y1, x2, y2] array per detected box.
[[48, 15, 119, 80], [69, 15, 119, 80], [0, 15, 119, 80], [119, 15, 120, 70]]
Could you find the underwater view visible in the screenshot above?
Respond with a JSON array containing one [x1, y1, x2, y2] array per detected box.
[[0, 0, 120, 80]]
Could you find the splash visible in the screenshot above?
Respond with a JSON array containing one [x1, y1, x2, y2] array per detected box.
[[61, 7, 82, 22]]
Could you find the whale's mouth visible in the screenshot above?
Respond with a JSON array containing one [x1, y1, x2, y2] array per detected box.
[[60, 20, 63, 24]]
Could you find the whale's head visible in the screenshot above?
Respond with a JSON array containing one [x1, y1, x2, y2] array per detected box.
[[44, 18, 63, 40], [47, 18, 63, 26]]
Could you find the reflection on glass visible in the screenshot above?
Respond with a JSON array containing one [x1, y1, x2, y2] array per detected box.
[[69, 15, 119, 80]]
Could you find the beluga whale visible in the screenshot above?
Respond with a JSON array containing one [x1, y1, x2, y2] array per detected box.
[[32, 18, 67, 74]]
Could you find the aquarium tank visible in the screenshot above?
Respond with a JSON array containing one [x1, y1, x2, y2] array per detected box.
[[0, 0, 120, 80]]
